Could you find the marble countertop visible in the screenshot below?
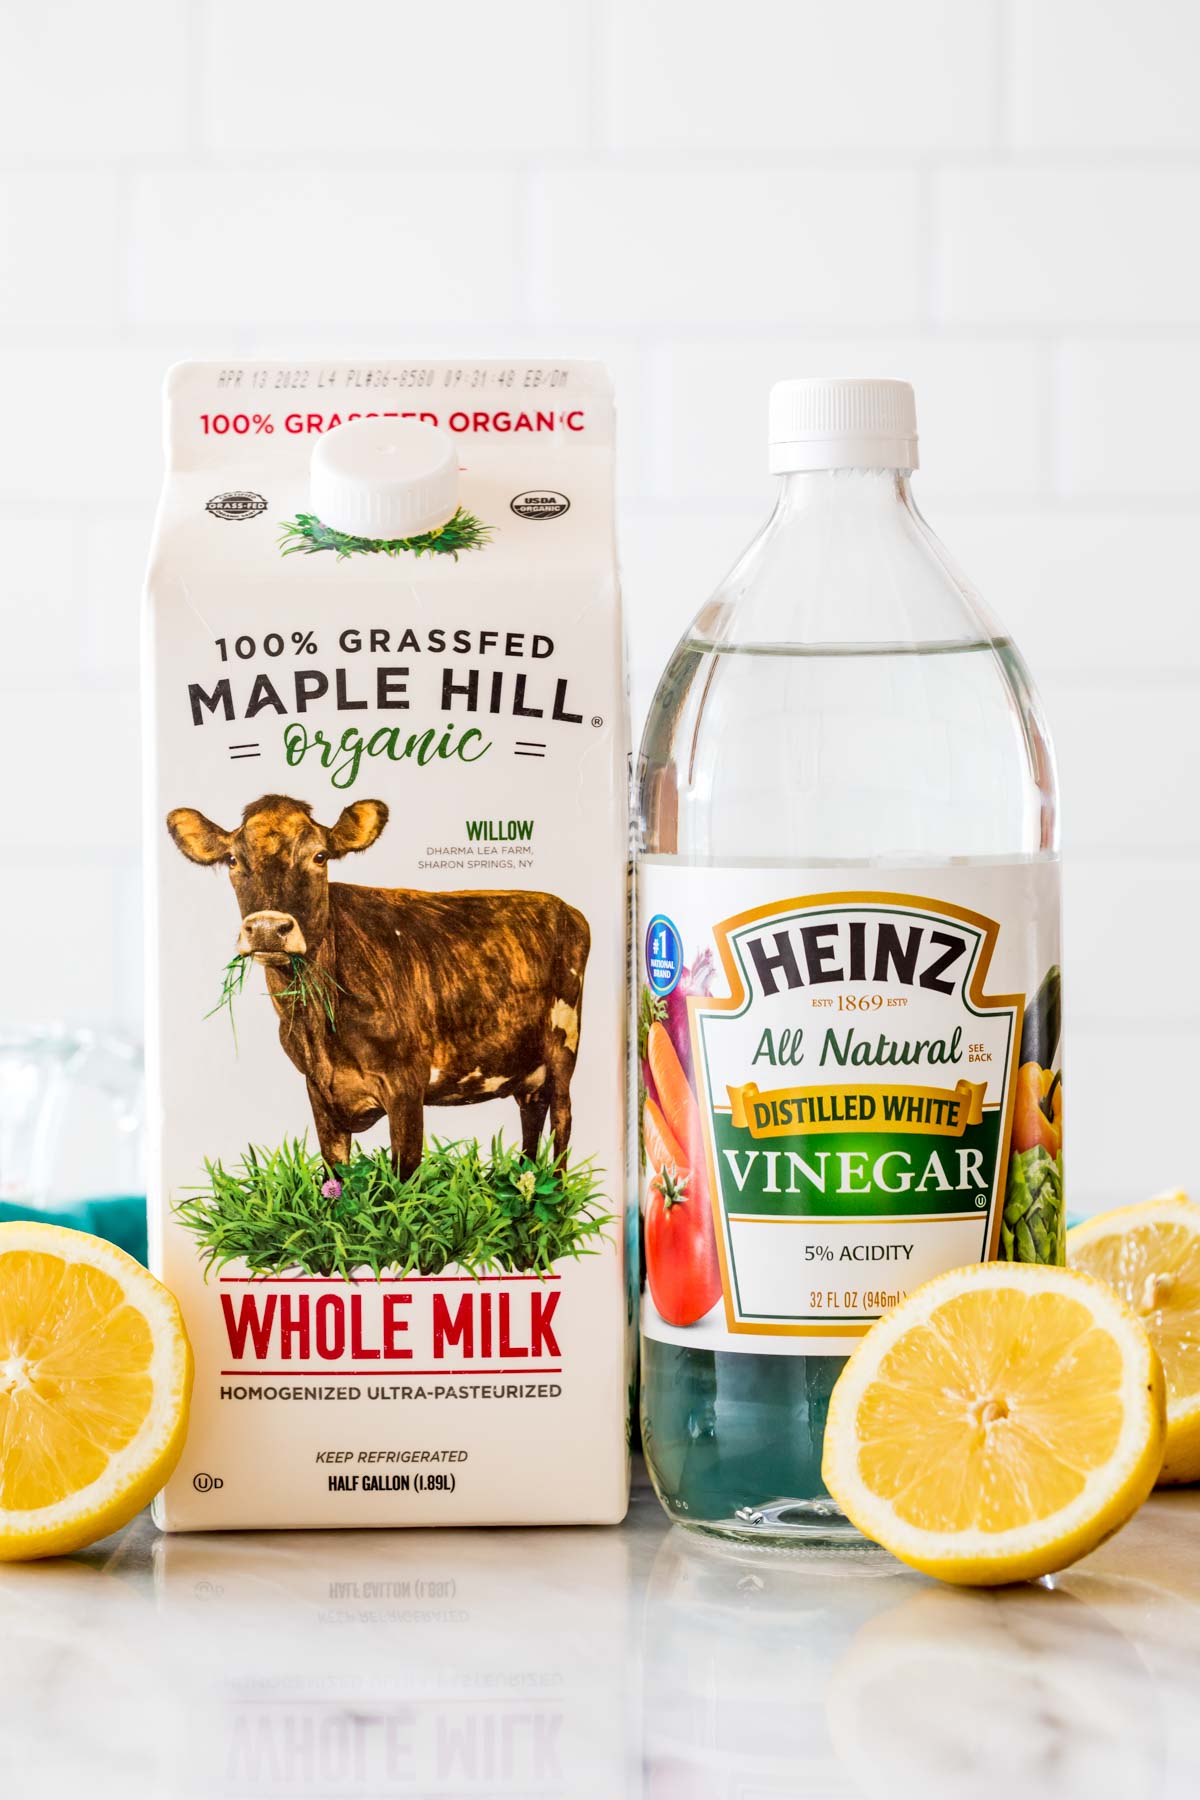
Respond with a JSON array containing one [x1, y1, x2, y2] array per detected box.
[[3, 1466, 1199, 1797]]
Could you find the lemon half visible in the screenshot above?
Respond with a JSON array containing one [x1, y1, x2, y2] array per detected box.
[[822, 1262, 1165, 1585], [0, 1223, 192, 1560], [1069, 1193, 1200, 1486]]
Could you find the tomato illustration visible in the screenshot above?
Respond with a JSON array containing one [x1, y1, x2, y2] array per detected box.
[[645, 1161, 723, 1328], [641, 1020, 724, 1326]]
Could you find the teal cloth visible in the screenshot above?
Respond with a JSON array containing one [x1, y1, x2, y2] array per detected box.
[[0, 1198, 147, 1265]]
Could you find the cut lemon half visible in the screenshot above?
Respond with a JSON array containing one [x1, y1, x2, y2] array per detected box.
[[0, 1223, 192, 1560], [822, 1262, 1165, 1585], [1069, 1193, 1200, 1486]]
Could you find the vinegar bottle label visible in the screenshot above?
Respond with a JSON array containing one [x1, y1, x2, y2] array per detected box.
[[637, 859, 1063, 1357]]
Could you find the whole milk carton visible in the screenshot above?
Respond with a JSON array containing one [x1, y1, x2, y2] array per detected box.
[[143, 360, 629, 1528]]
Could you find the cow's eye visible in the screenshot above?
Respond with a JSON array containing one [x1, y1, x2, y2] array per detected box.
[[313, 851, 328, 866], [226, 854, 238, 869]]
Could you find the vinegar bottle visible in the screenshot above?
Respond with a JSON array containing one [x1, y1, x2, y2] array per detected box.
[[635, 380, 1062, 1542]]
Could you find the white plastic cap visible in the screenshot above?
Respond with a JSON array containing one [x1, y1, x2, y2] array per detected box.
[[310, 416, 459, 539], [768, 378, 918, 474]]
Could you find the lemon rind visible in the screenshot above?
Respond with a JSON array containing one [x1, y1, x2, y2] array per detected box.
[[0, 1222, 193, 1559], [1069, 1196, 1200, 1487], [822, 1261, 1166, 1584], [1067, 1191, 1200, 1255]]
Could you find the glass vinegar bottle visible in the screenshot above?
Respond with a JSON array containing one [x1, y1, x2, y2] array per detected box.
[[634, 379, 1061, 1542]]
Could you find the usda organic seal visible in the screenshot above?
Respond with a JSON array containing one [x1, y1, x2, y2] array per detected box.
[[510, 490, 570, 520]]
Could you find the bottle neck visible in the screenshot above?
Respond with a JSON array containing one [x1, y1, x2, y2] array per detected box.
[[690, 459, 974, 653], [771, 466, 914, 520]]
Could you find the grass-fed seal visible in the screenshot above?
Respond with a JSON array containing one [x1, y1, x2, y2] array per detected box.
[[144, 360, 628, 1529]]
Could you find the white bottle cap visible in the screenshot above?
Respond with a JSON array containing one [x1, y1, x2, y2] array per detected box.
[[310, 416, 459, 539], [768, 378, 918, 474]]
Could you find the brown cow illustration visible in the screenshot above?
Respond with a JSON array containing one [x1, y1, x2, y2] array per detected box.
[[166, 794, 589, 1177]]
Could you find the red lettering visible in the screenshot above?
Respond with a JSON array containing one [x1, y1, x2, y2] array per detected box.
[[315, 1294, 345, 1360], [498, 1291, 528, 1357], [286, 410, 441, 436], [480, 1291, 493, 1357], [432, 1292, 473, 1358], [278, 1293, 310, 1360], [443, 408, 572, 435], [531, 1290, 561, 1356], [220, 1292, 276, 1359], [382, 1294, 413, 1359], [349, 1292, 380, 1360]]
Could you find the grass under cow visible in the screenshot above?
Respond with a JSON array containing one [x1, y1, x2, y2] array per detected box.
[[176, 1134, 612, 1282]]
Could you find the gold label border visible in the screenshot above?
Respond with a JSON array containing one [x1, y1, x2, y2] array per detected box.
[[687, 889, 1025, 1339]]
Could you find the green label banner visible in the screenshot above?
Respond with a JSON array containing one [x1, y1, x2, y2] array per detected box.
[[712, 1109, 1003, 1219]]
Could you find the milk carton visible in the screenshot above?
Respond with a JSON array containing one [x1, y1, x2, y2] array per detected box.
[[144, 361, 628, 1528]]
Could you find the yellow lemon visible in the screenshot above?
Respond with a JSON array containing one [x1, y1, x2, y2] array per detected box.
[[822, 1262, 1165, 1585], [0, 1223, 192, 1559], [1069, 1193, 1200, 1486]]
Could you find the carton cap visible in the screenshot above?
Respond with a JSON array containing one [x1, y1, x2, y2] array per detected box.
[[311, 416, 459, 539]]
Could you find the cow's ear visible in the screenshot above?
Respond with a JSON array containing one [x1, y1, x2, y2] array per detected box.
[[327, 800, 388, 857], [167, 808, 234, 865]]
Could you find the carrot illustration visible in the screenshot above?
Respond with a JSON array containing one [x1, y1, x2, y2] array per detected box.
[[644, 1095, 687, 1177], [648, 1021, 700, 1153]]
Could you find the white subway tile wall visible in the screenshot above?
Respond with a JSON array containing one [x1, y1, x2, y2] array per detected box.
[[1, 0, 1196, 1209]]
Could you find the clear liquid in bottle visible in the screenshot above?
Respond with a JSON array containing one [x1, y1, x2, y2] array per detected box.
[[634, 380, 1061, 1543]]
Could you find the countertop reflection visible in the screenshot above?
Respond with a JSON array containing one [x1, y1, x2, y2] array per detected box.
[[3, 1467, 1199, 1797]]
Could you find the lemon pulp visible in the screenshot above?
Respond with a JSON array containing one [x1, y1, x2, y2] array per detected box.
[[0, 1225, 192, 1559], [1069, 1195, 1200, 1485], [0, 1252, 156, 1509], [823, 1263, 1165, 1584], [857, 1287, 1129, 1533]]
